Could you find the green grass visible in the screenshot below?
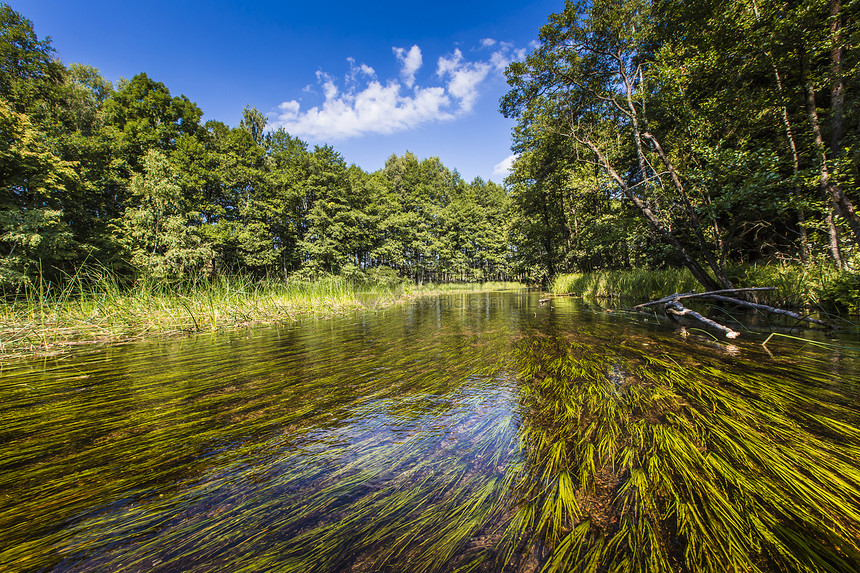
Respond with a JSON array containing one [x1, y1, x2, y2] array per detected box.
[[550, 268, 699, 301], [550, 264, 860, 312], [0, 270, 523, 359], [2, 289, 858, 571], [502, 335, 860, 573]]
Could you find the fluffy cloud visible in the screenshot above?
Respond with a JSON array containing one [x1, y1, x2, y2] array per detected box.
[[272, 40, 524, 141], [493, 153, 518, 177], [393, 45, 422, 88], [436, 49, 491, 112], [276, 81, 451, 140]]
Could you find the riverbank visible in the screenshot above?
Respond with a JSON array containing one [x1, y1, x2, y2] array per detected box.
[[550, 263, 860, 313], [0, 276, 523, 360]]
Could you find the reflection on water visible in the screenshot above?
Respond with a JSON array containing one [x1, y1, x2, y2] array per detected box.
[[1, 292, 859, 572]]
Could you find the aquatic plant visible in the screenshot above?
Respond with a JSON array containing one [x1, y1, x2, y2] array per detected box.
[[0, 269, 523, 359], [503, 333, 860, 572], [1, 292, 858, 572]]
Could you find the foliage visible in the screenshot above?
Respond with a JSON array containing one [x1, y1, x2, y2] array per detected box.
[[502, 0, 860, 288], [0, 3, 513, 291], [551, 267, 699, 301]]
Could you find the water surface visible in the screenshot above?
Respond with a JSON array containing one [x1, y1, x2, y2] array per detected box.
[[2, 292, 859, 572]]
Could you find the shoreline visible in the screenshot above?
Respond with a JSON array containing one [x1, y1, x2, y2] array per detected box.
[[0, 280, 523, 362]]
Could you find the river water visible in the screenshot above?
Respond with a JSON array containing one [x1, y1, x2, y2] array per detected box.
[[2, 291, 859, 572]]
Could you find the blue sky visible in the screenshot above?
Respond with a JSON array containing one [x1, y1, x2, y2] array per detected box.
[[12, 0, 561, 182]]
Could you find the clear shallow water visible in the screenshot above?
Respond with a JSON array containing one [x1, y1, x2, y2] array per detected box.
[[1, 292, 859, 572]]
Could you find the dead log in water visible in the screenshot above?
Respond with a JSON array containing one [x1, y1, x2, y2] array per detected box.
[[632, 287, 836, 339]]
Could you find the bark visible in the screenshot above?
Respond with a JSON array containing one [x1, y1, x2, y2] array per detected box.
[[663, 300, 740, 339], [608, 50, 731, 290], [801, 50, 860, 262], [696, 294, 833, 328], [580, 138, 723, 291], [633, 287, 779, 308], [633, 287, 836, 339]]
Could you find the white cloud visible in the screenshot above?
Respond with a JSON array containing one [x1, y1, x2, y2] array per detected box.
[[346, 57, 376, 81], [393, 45, 422, 88], [493, 153, 518, 177], [276, 81, 452, 140], [272, 41, 519, 141], [436, 49, 491, 112]]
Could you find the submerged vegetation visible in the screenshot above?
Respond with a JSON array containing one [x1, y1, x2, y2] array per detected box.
[[2, 293, 858, 572], [504, 331, 860, 572]]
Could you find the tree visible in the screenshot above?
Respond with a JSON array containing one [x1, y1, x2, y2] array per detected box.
[[117, 149, 212, 280], [0, 101, 77, 286], [299, 145, 354, 275], [102, 73, 203, 174], [0, 3, 64, 116], [504, 0, 740, 289]]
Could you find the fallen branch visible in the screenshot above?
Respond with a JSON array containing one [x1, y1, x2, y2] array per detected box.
[[664, 300, 740, 339], [694, 294, 833, 329], [631, 287, 836, 340], [632, 287, 778, 310]]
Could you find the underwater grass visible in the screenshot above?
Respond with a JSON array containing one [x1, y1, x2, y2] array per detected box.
[[502, 333, 860, 573], [0, 307, 524, 572], [1, 292, 859, 572], [0, 270, 523, 359]]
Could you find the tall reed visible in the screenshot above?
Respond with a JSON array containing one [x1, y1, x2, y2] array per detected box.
[[550, 269, 699, 301], [0, 270, 522, 358]]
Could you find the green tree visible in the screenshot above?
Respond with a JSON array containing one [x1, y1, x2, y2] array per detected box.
[[117, 149, 213, 279], [0, 101, 78, 286]]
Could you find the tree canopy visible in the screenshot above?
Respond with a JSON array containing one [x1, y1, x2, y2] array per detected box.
[[0, 3, 513, 288], [502, 0, 858, 287], [2, 0, 858, 290]]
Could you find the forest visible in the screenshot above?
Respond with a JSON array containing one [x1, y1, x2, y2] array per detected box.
[[0, 3, 511, 289], [504, 0, 859, 293], [1, 0, 859, 298]]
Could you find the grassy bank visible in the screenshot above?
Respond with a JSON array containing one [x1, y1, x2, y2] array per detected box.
[[551, 268, 699, 302], [0, 274, 522, 359], [550, 263, 860, 312]]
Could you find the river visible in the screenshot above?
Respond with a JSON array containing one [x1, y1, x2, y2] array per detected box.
[[2, 291, 859, 572]]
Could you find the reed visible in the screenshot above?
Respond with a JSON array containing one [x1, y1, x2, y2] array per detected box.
[[550, 268, 699, 301], [0, 270, 523, 359]]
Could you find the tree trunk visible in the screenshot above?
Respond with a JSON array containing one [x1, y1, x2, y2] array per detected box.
[[580, 138, 723, 291], [801, 50, 860, 265], [830, 0, 845, 156], [610, 51, 730, 290]]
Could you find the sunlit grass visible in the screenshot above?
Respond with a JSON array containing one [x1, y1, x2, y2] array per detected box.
[[0, 269, 524, 358], [550, 268, 699, 301], [2, 292, 858, 571], [503, 334, 860, 572]]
